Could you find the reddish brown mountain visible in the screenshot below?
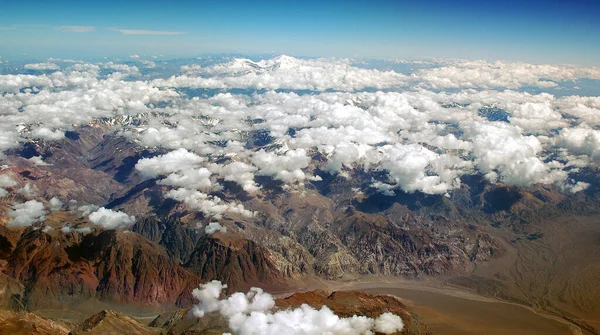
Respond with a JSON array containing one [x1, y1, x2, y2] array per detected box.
[[4, 227, 201, 309], [184, 234, 285, 293]]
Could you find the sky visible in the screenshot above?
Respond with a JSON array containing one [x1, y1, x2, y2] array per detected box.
[[0, 0, 599, 65]]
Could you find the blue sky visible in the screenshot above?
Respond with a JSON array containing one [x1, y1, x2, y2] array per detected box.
[[1, 0, 599, 65]]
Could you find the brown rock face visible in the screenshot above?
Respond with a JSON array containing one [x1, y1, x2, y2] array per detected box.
[[70, 309, 160, 335], [184, 234, 284, 293], [4, 228, 201, 309], [0, 310, 70, 335]]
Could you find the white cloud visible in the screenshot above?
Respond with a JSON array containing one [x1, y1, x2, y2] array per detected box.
[[0, 56, 598, 197], [218, 161, 260, 193], [376, 144, 469, 194], [204, 221, 227, 234], [251, 149, 312, 184], [87, 207, 135, 230], [155, 55, 408, 92], [8, 200, 47, 228], [167, 188, 255, 218], [76, 204, 100, 217], [135, 148, 205, 178], [54, 26, 95, 33], [61, 225, 92, 234], [415, 60, 600, 89], [0, 173, 17, 188], [18, 183, 39, 197], [553, 125, 600, 161], [28, 156, 51, 166], [49, 197, 64, 212], [0, 173, 17, 198], [158, 168, 213, 191], [112, 29, 186, 35], [24, 62, 60, 71], [190, 280, 404, 335]]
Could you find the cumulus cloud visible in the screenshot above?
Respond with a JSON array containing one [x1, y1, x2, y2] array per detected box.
[[415, 60, 600, 90], [375, 144, 469, 194], [167, 188, 255, 218], [190, 280, 404, 335], [28, 156, 51, 166], [1, 55, 598, 198], [553, 125, 600, 161], [135, 148, 205, 178], [8, 200, 47, 228], [61, 225, 92, 234], [158, 167, 213, 191], [204, 221, 227, 234], [76, 204, 100, 217], [18, 183, 39, 197], [0, 174, 17, 188], [218, 161, 260, 193], [251, 149, 312, 184], [87, 207, 135, 230], [0, 173, 17, 197], [24, 62, 60, 71], [49, 197, 64, 212], [464, 122, 567, 186]]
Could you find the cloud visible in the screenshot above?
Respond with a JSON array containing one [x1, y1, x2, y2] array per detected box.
[[0, 55, 598, 198], [553, 125, 600, 161], [190, 280, 404, 335], [0, 173, 17, 197], [8, 200, 47, 228], [112, 29, 185, 35], [28, 156, 51, 166], [49, 197, 64, 212], [154, 55, 408, 92], [76, 204, 100, 217], [415, 60, 600, 89], [218, 161, 260, 193], [61, 225, 92, 234], [158, 167, 213, 191], [135, 148, 205, 178], [167, 188, 255, 218], [87, 207, 135, 230], [54, 26, 95, 33], [204, 221, 227, 234], [129, 54, 140, 59], [0, 173, 17, 188], [24, 62, 60, 71], [18, 183, 39, 197], [464, 122, 567, 186]]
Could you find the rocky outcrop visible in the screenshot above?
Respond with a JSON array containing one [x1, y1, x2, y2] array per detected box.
[[70, 310, 159, 335], [276, 290, 432, 335], [4, 228, 201, 309], [0, 310, 70, 335], [184, 235, 285, 292]]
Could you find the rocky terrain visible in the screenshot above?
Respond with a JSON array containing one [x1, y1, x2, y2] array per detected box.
[[0, 290, 428, 335], [1, 55, 600, 334]]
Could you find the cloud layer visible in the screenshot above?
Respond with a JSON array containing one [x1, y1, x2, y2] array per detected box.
[[1, 55, 600, 226]]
